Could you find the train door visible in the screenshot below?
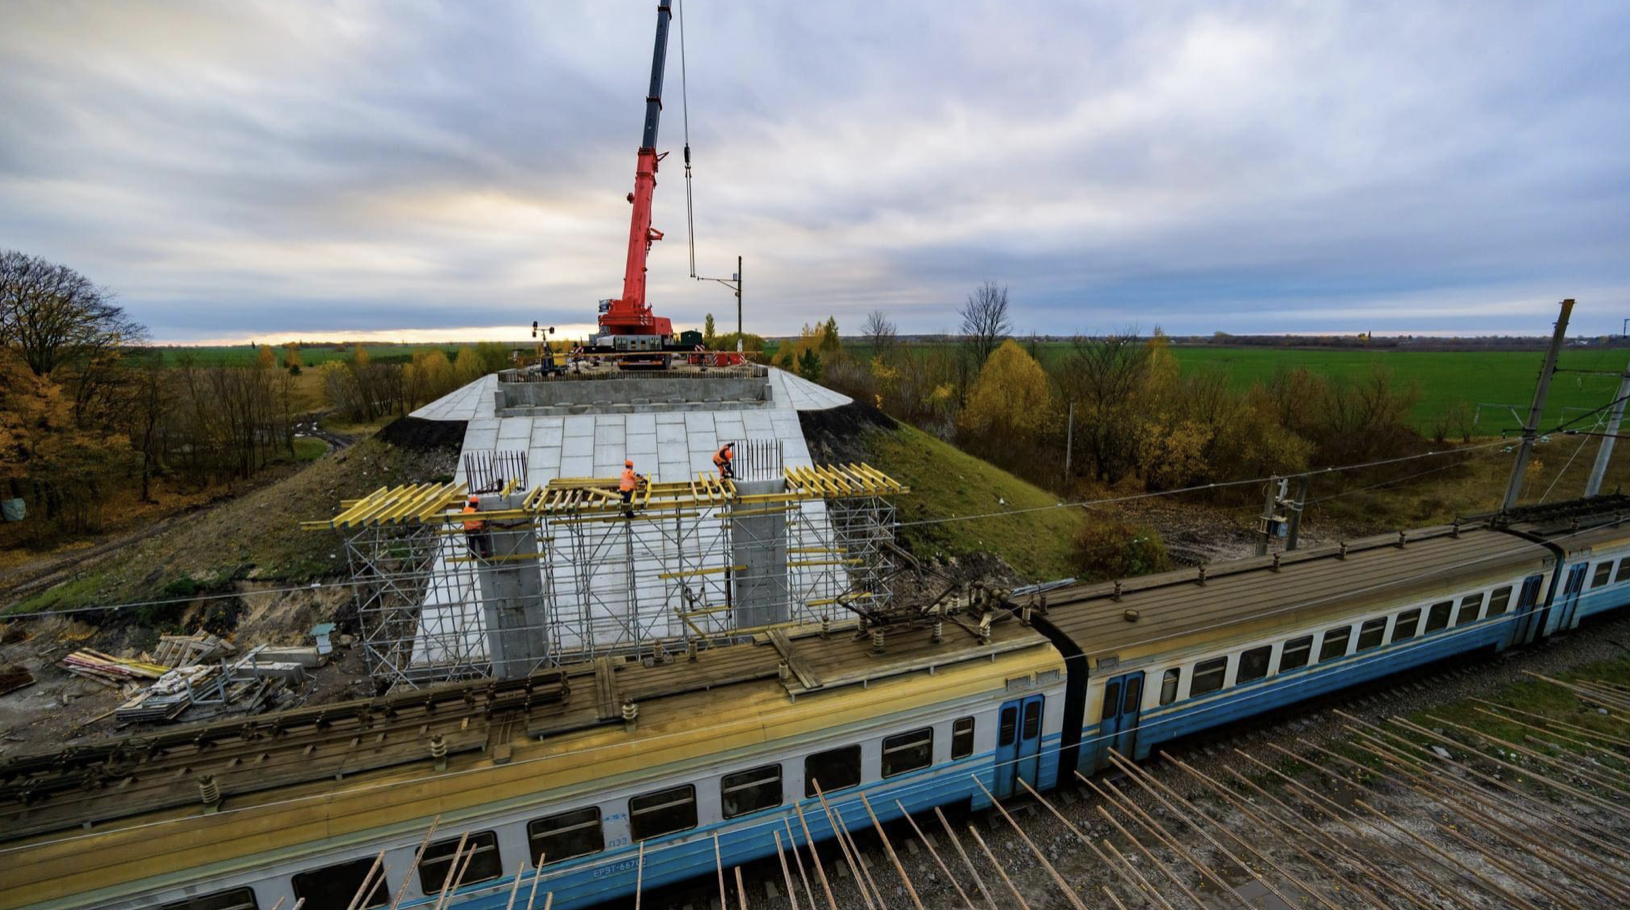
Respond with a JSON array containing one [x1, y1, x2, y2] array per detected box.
[[1100, 671, 1145, 762], [993, 694, 1044, 799], [1513, 573, 1549, 645], [1549, 564, 1589, 634]]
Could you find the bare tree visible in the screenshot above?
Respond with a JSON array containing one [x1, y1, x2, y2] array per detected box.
[[861, 309, 897, 355], [958, 281, 1010, 369], [0, 250, 143, 378], [1058, 331, 1149, 484]]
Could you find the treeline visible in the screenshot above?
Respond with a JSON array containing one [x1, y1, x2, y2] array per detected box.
[[318, 343, 509, 423], [0, 249, 505, 543], [805, 283, 1428, 577]]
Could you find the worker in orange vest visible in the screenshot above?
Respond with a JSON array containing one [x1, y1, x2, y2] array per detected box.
[[712, 442, 736, 480], [461, 495, 489, 558], [619, 459, 646, 517]]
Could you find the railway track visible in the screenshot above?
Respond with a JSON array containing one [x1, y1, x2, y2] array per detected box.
[[632, 613, 1630, 910]]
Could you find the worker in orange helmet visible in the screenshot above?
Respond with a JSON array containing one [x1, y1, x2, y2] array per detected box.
[[712, 441, 736, 480], [461, 494, 490, 558], [619, 459, 646, 518]]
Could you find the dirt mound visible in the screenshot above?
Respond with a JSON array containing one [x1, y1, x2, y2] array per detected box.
[[373, 416, 467, 451], [797, 400, 896, 464]]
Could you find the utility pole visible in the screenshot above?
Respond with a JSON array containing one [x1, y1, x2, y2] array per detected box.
[[736, 255, 743, 354], [1585, 356, 1630, 497], [1256, 477, 1284, 557], [1503, 299, 1574, 512], [1063, 400, 1074, 493], [1285, 475, 1310, 551]]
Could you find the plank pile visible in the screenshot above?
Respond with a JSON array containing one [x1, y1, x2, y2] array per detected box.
[[114, 664, 221, 722], [56, 650, 167, 687], [151, 630, 234, 668]]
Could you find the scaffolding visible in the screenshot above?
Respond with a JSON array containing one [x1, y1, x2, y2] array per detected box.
[[307, 465, 906, 690]]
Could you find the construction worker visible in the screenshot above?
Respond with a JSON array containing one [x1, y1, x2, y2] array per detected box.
[[461, 495, 490, 558], [712, 441, 736, 480], [619, 459, 646, 517]]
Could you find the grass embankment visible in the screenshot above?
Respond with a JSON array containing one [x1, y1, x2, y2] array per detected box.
[[864, 421, 1091, 581], [5, 436, 456, 616]]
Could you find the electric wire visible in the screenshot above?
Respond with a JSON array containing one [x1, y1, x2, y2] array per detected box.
[[0, 438, 1537, 622], [0, 594, 1570, 866]]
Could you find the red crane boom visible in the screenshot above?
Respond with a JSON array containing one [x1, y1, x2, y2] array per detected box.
[[596, 0, 676, 345]]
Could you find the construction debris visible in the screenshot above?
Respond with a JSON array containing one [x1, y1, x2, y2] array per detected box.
[[151, 630, 234, 668], [57, 650, 167, 687]]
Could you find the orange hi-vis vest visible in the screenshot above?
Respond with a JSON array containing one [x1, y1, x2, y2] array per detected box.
[[620, 467, 639, 492], [461, 504, 485, 531], [713, 446, 733, 469]]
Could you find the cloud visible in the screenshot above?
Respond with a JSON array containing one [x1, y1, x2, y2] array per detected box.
[[1, 0, 1626, 341]]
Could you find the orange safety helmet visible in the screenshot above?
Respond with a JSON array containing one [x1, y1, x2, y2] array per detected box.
[[468, 495, 479, 505], [625, 459, 634, 468]]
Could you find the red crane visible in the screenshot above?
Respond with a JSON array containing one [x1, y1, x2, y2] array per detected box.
[[592, 0, 678, 360]]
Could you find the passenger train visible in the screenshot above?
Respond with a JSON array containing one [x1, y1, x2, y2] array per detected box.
[[3, 498, 1627, 910]]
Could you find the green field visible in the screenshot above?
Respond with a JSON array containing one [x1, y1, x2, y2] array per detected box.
[[821, 342, 1630, 433], [149, 343, 473, 367]]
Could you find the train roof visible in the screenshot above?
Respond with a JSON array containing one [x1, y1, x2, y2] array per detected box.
[[0, 612, 1049, 846], [1036, 525, 1552, 666]]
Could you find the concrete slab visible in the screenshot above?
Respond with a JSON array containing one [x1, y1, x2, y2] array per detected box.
[[562, 436, 594, 458]]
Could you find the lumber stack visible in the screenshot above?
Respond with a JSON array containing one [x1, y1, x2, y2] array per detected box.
[[151, 631, 234, 668], [56, 650, 167, 687]]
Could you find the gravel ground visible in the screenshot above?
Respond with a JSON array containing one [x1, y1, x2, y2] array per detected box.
[[641, 615, 1630, 910]]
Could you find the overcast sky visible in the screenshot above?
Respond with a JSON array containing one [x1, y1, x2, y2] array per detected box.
[[2, 1, 1627, 342]]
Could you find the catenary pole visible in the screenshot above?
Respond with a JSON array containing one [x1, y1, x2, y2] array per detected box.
[[1504, 299, 1574, 510], [1585, 356, 1630, 497]]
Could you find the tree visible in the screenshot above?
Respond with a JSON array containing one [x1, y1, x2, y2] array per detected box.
[[797, 348, 823, 382], [283, 342, 304, 372], [0, 250, 143, 377], [958, 281, 1011, 370], [819, 316, 841, 354], [861, 309, 897, 356], [703, 314, 717, 348], [958, 339, 1052, 445], [1057, 331, 1149, 484]]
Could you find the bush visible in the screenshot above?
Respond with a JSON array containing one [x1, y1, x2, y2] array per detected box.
[[1071, 517, 1172, 582]]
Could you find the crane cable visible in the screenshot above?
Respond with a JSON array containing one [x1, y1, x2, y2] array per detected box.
[[678, 0, 697, 278]]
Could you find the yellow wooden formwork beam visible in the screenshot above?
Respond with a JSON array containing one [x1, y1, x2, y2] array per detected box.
[[658, 564, 747, 580]]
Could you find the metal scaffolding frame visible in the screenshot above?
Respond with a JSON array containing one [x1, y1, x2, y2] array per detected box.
[[308, 466, 906, 690]]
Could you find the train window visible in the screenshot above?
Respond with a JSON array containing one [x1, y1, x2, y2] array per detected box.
[[1593, 562, 1614, 589], [629, 784, 698, 841], [1618, 561, 1630, 584], [1424, 601, 1453, 633], [1022, 699, 1043, 738], [1237, 646, 1271, 683], [160, 889, 259, 910], [952, 717, 976, 759], [1101, 681, 1121, 721], [420, 831, 502, 895], [1158, 668, 1181, 705], [1356, 618, 1387, 651], [1123, 676, 1143, 713], [1453, 594, 1484, 626], [882, 728, 934, 778], [292, 857, 388, 910], [805, 745, 862, 797], [1318, 627, 1351, 662], [527, 807, 604, 865], [1279, 636, 1313, 672], [1393, 609, 1421, 643], [1190, 657, 1227, 696], [998, 706, 1018, 747], [721, 764, 782, 818], [1486, 587, 1513, 616]]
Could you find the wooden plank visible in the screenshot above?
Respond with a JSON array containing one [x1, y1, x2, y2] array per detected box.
[[593, 658, 620, 722], [766, 630, 822, 691]]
